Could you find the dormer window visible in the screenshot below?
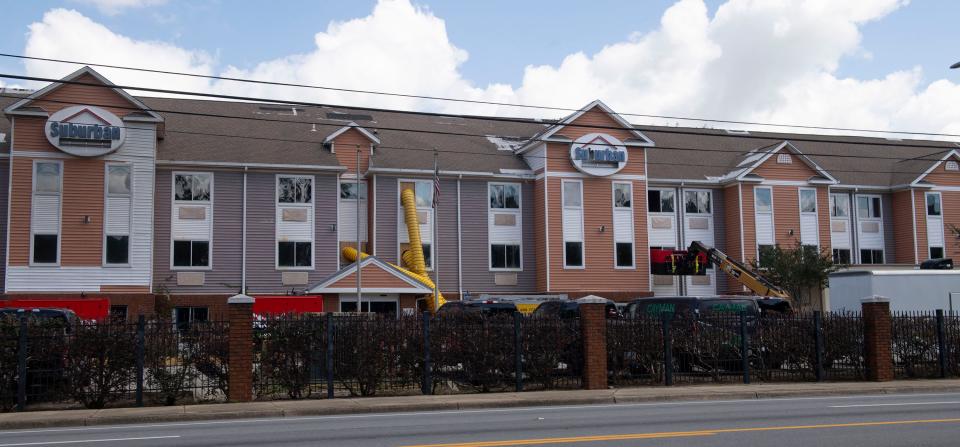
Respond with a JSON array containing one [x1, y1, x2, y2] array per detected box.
[[946, 160, 959, 171], [777, 153, 792, 164]]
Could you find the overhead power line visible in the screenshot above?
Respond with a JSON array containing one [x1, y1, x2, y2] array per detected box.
[[5, 52, 960, 140]]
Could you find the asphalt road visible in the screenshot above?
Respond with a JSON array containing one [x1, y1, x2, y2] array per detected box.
[[2, 392, 960, 446]]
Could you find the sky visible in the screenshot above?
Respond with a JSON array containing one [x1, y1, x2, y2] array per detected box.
[[1, 0, 960, 138]]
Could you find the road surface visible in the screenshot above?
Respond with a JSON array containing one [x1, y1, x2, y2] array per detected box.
[[1, 392, 959, 446]]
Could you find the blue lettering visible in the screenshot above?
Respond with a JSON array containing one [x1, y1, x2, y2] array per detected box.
[[49, 122, 59, 138], [112, 127, 120, 140]]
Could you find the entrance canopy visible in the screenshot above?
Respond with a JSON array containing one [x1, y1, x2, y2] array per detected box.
[[307, 256, 434, 295]]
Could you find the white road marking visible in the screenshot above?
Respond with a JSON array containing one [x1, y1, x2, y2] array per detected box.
[[830, 401, 960, 408], [0, 435, 180, 446], [2, 392, 959, 436]]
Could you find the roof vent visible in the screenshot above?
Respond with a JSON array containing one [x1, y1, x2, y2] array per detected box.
[[724, 129, 750, 135], [257, 106, 304, 116], [777, 153, 792, 164], [947, 160, 959, 171], [326, 112, 374, 121]]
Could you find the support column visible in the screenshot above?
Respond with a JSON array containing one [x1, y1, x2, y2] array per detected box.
[[579, 297, 608, 390], [861, 296, 893, 382], [227, 294, 255, 402]]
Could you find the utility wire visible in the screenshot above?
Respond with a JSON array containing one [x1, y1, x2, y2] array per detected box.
[[0, 93, 943, 176], [5, 52, 960, 140], [1, 76, 957, 161]]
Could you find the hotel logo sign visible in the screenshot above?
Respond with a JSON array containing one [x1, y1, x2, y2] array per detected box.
[[569, 133, 628, 176], [46, 105, 125, 157]]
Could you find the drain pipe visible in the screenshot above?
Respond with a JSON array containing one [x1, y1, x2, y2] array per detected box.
[[241, 166, 248, 293]]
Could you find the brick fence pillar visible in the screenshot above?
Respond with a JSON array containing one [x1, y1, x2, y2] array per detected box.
[[227, 294, 255, 402], [861, 296, 893, 382], [579, 297, 608, 390]]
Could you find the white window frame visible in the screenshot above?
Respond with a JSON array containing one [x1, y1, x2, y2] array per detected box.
[[488, 181, 523, 272], [561, 179, 585, 269], [798, 187, 819, 249], [29, 159, 63, 267], [397, 179, 435, 271], [754, 186, 775, 261], [647, 188, 675, 214], [103, 162, 133, 267], [829, 193, 849, 218], [170, 171, 214, 271], [612, 181, 635, 269], [338, 179, 368, 243], [275, 174, 315, 270], [925, 191, 942, 217], [925, 191, 944, 258], [854, 193, 884, 264]]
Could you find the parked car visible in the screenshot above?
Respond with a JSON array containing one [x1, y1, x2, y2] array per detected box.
[[532, 298, 620, 319], [0, 308, 77, 403], [436, 300, 518, 317], [623, 296, 791, 320], [0, 308, 79, 332]]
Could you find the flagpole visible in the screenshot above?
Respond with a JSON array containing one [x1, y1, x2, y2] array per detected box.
[[433, 150, 439, 312], [356, 145, 362, 313]]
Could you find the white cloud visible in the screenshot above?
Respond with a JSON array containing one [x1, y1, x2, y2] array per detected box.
[[20, 0, 960, 139], [74, 0, 167, 16]]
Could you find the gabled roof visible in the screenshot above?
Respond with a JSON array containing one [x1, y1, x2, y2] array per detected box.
[[720, 141, 838, 184], [307, 256, 433, 294], [516, 100, 654, 153], [323, 121, 381, 145], [910, 148, 960, 186], [3, 66, 163, 123]]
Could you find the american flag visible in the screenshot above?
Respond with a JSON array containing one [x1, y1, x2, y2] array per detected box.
[[433, 152, 440, 209]]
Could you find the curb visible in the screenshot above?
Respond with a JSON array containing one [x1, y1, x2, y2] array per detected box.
[[2, 382, 959, 430]]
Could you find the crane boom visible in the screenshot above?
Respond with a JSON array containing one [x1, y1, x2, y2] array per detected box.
[[686, 241, 791, 300]]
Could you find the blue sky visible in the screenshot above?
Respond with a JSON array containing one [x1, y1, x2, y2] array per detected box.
[[1, 0, 960, 136]]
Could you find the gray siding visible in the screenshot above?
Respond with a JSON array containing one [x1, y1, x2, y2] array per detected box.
[[882, 193, 896, 262], [153, 169, 243, 294], [435, 178, 461, 291], [0, 159, 8, 292], [374, 176, 398, 263], [246, 172, 339, 293], [459, 179, 537, 294], [711, 187, 729, 293]]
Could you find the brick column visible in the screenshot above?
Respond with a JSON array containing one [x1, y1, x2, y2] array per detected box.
[[227, 294, 255, 402], [861, 296, 893, 382], [579, 297, 608, 390]]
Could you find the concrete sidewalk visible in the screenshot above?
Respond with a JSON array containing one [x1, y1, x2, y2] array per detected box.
[[3, 380, 960, 430]]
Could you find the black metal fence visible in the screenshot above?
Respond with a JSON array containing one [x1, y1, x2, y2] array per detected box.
[[252, 313, 582, 400], [1, 316, 229, 411], [607, 311, 867, 385]]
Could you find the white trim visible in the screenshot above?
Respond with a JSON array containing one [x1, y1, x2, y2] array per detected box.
[[102, 162, 133, 267], [561, 178, 585, 269], [170, 171, 214, 271], [307, 256, 433, 294], [29, 159, 63, 267], [4, 66, 164, 122], [798, 187, 819, 249], [924, 191, 945, 258], [760, 180, 818, 187], [372, 175, 378, 256], [456, 177, 462, 298], [323, 122, 381, 145], [911, 149, 960, 186], [642, 150, 650, 291], [368, 167, 533, 179], [538, 171, 646, 181], [733, 141, 839, 184], [327, 288, 425, 294], [853, 193, 885, 264], [241, 167, 247, 292], [4, 119, 13, 292], [335, 174, 341, 266], [487, 181, 523, 272], [516, 99, 655, 153], [911, 189, 919, 264], [611, 181, 636, 270], [275, 173, 316, 270], [929, 185, 960, 192], [157, 160, 345, 172], [396, 178, 435, 271], [754, 185, 775, 260], [544, 163, 550, 291]]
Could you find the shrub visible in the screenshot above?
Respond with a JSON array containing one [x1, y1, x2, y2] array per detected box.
[[65, 322, 137, 409]]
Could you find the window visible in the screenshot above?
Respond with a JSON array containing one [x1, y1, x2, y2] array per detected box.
[[339, 182, 367, 200], [489, 183, 520, 209], [613, 183, 632, 208], [109, 305, 127, 321], [946, 160, 959, 171], [414, 182, 433, 207], [616, 242, 633, 267], [800, 189, 817, 213], [777, 153, 792, 164], [105, 236, 129, 264], [860, 249, 884, 264], [830, 193, 849, 218], [422, 243, 432, 269], [491, 244, 521, 269], [856, 195, 881, 218], [173, 240, 209, 267], [174, 307, 208, 332], [565, 241, 583, 268], [647, 189, 674, 213], [930, 247, 945, 259], [33, 235, 58, 264], [278, 241, 312, 268], [684, 191, 711, 214], [278, 176, 312, 203], [107, 165, 131, 195], [755, 188, 772, 213], [833, 248, 851, 265], [35, 162, 61, 194], [926, 193, 941, 216], [758, 244, 776, 267], [174, 173, 211, 201], [563, 181, 582, 207]]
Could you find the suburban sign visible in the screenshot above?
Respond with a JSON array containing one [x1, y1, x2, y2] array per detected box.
[[569, 132, 628, 176], [46, 105, 125, 157]]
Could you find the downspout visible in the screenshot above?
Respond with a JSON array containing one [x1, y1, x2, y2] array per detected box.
[[677, 183, 686, 296], [910, 188, 918, 264], [456, 175, 463, 299], [850, 190, 859, 263], [241, 166, 247, 293], [4, 118, 13, 293]]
